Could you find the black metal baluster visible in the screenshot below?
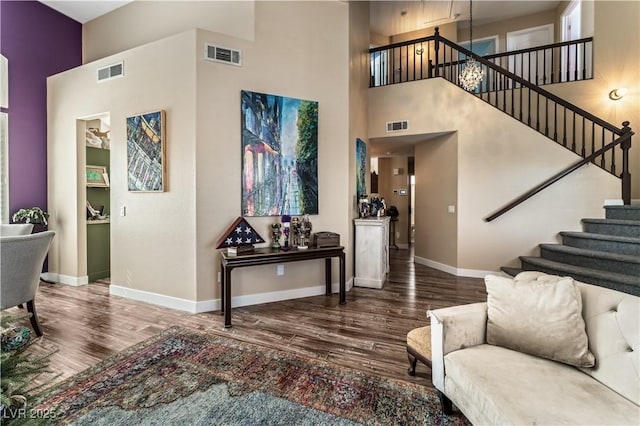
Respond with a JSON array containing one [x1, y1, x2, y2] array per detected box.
[[601, 127, 606, 167], [581, 42, 586, 80], [536, 92, 540, 131], [563, 107, 567, 147], [527, 87, 531, 126], [611, 131, 616, 174], [571, 111, 576, 151], [551, 47, 555, 83], [581, 117, 586, 157], [519, 82, 523, 121], [554, 103, 558, 142], [565, 45, 570, 82], [573, 42, 578, 81], [542, 49, 547, 84], [591, 123, 596, 162], [406, 45, 409, 82], [545, 98, 549, 137]]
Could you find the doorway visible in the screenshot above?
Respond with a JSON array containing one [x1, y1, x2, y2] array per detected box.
[[81, 114, 111, 283], [561, 0, 583, 81], [506, 24, 554, 86]]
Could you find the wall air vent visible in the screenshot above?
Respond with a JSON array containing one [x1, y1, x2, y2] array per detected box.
[[386, 120, 409, 133], [205, 44, 242, 66], [97, 61, 124, 82]]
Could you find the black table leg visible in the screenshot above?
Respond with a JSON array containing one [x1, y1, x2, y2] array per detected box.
[[339, 252, 346, 304], [220, 262, 225, 314], [325, 258, 332, 295], [224, 266, 232, 328]]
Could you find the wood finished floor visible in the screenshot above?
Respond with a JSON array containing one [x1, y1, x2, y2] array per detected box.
[[13, 248, 487, 389]]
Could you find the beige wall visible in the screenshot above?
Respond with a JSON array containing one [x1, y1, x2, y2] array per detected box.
[[349, 1, 371, 233], [545, 0, 640, 199], [82, 1, 255, 63], [369, 78, 620, 273], [414, 133, 457, 266], [50, 1, 357, 307], [48, 31, 198, 295], [194, 1, 352, 301], [391, 22, 458, 44], [376, 156, 411, 246], [460, 10, 557, 51]]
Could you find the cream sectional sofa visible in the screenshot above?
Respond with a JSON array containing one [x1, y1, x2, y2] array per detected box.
[[429, 272, 640, 425]]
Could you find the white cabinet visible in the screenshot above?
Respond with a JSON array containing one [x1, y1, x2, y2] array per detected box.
[[354, 217, 390, 288]]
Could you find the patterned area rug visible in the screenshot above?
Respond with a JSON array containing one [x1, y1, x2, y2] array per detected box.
[[34, 327, 468, 425]]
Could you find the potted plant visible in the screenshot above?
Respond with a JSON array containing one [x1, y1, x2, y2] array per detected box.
[[12, 207, 49, 226]]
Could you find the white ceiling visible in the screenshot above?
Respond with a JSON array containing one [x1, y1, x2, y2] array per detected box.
[[39, 0, 132, 24], [370, 1, 561, 37]]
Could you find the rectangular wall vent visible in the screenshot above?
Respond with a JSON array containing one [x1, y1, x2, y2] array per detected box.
[[205, 44, 242, 66], [386, 120, 409, 132], [97, 61, 124, 82]]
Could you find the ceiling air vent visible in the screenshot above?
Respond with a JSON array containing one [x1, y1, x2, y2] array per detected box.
[[386, 120, 409, 133], [97, 61, 124, 82], [205, 44, 242, 66]]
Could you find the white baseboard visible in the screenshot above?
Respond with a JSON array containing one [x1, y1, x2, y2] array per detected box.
[[414, 256, 496, 279], [110, 278, 354, 314], [41, 272, 88, 286], [604, 199, 624, 206]]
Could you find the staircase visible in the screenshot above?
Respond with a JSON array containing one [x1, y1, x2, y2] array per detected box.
[[503, 205, 640, 296]]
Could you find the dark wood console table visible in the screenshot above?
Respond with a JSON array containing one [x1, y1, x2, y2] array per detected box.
[[219, 246, 346, 328]]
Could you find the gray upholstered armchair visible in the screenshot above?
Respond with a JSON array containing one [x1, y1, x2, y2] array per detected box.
[[0, 224, 34, 236], [1, 231, 55, 336]]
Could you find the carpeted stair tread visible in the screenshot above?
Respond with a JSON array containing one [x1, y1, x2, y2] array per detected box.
[[560, 231, 640, 244], [582, 218, 640, 226], [539, 244, 640, 276], [561, 233, 640, 256], [500, 267, 522, 277], [605, 205, 640, 221], [519, 256, 640, 296], [560, 231, 640, 256], [581, 218, 640, 238], [539, 244, 640, 264]]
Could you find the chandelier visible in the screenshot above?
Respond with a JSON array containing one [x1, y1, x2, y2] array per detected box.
[[459, 0, 484, 91]]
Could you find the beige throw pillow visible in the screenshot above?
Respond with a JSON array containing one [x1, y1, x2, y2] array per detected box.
[[485, 273, 595, 368]]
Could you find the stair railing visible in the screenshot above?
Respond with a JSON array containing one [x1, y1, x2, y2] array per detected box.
[[369, 28, 633, 216], [482, 37, 593, 86]]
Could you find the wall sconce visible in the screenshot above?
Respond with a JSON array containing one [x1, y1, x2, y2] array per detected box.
[[415, 46, 424, 55], [609, 88, 628, 100]]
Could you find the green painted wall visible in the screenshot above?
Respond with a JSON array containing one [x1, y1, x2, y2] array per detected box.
[[86, 146, 110, 281]]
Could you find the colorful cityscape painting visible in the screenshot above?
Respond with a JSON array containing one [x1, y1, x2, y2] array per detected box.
[[356, 138, 367, 197], [126, 110, 166, 192], [241, 90, 318, 217]]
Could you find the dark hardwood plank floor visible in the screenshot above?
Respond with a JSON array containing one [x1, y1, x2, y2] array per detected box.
[[11, 248, 487, 389]]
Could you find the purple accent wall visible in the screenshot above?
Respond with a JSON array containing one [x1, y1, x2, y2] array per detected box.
[[1, 0, 81, 218]]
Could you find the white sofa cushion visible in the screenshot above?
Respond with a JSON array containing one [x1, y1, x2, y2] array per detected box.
[[485, 273, 595, 367], [577, 281, 640, 406], [444, 344, 640, 425]]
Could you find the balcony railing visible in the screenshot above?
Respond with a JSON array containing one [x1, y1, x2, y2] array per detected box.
[[369, 28, 632, 218], [370, 34, 593, 89]]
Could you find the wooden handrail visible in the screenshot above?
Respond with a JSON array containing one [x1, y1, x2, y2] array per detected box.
[[369, 28, 633, 212], [436, 35, 623, 135], [485, 128, 634, 222]]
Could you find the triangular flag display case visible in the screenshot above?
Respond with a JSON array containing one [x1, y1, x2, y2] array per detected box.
[[215, 217, 265, 254]]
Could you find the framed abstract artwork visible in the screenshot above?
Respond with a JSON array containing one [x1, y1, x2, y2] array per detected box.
[[356, 138, 367, 197], [241, 90, 318, 217], [126, 110, 166, 192]]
